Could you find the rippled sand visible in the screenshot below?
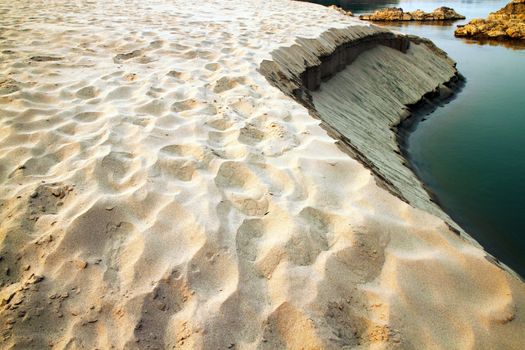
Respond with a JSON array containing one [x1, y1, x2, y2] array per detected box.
[[0, 0, 524, 349]]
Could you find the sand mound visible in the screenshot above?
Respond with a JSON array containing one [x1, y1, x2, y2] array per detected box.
[[0, 0, 524, 349]]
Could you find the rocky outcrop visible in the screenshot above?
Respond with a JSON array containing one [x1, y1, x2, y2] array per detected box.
[[455, 0, 525, 40], [360, 7, 465, 21]]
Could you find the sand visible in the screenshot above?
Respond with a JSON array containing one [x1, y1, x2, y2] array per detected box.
[[0, 0, 524, 349], [312, 43, 460, 232]]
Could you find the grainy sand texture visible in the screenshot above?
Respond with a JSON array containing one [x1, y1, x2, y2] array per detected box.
[[0, 0, 524, 349]]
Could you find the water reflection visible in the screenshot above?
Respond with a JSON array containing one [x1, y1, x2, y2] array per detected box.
[[461, 38, 525, 50], [372, 20, 457, 27]]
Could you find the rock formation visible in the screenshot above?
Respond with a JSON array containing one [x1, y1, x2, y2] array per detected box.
[[455, 0, 525, 40], [360, 7, 465, 21]]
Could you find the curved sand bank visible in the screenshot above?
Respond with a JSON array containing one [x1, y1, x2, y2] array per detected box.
[[1, 0, 524, 349], [259, 26, 464, 234]]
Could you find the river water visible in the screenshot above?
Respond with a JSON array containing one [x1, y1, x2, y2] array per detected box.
[[306, 0, 525, 276]]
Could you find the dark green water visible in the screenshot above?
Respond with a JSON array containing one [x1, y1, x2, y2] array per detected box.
[[307, 0, 525, 276]]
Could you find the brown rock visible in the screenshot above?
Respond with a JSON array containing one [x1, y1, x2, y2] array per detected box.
[[455, 0, 525, 40], [359, 7, 465, 21]]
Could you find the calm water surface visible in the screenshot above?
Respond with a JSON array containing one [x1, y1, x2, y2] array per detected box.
[[308, 0, 525, 276]]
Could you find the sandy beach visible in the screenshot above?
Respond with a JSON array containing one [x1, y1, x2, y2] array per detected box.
[[1, 0, 524, 348]]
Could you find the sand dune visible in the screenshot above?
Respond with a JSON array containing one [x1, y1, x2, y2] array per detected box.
[[0, 0, 524, 349]]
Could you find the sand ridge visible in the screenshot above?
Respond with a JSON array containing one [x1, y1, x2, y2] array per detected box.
[[0, 0, 524, 349]]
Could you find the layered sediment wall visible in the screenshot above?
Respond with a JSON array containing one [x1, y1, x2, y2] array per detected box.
[[261, 27, 409, 101], [300, 34, 410, 90], [260, 24, 469, 238]]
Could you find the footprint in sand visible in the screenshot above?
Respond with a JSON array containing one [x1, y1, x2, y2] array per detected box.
[[238, 124, 264, 146], [213, 76, 246, 93], [215, 161, 258, 189], [229, 98, 257, 118], [148, 40, 164, 49], [236, 218, 264, 262], [166, 70, 183, 78], [206, 118, 233, 131], [153, 144, 211, 181], [197, 50, 217, 60], [135, 99, 168, 117], [75, 86, 99, 99], [171, 99, 216, 115], [106, 86, 134, 100], [171, 98, 200, 112], [154, 158, 197, 182], [96, 151, 142, 191], [73, 111, 103, 123], [204, 62, 220, 71], [113, 49, 143, 63]]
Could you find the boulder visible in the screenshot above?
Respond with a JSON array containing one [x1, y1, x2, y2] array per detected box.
[[359, 7, 465, 21], [455, 0, 525, 40]]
